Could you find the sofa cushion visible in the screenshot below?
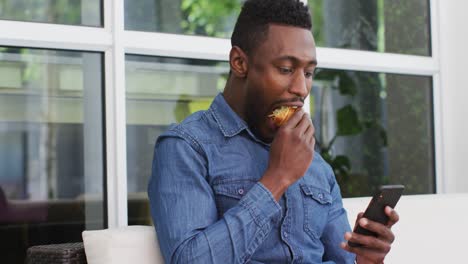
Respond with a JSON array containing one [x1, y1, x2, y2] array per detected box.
[[343, 194, 468, 263], [82, 225, 164, 264]]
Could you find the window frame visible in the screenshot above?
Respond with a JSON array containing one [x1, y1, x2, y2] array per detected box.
[[0, 0, 444, 228]]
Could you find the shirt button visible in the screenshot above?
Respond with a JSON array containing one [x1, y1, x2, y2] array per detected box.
[[318, 193, 323, 199], [283, 231, 288, 238], [238, 188, 244, 195]]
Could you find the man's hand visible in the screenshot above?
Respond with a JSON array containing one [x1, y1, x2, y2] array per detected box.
[[341, 206, 400, 264], [260, 108, 315, 200]]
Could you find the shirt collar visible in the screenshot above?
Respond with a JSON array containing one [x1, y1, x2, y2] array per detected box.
[[210, 93, 271, 146], [210, 93, 248, 138]]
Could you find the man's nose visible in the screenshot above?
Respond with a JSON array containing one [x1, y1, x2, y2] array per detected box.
[[288, 72, 310, 98]]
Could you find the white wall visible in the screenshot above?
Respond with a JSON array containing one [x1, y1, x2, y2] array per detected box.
[[438, 0, 468, 193]]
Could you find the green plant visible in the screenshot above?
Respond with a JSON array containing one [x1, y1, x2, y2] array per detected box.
[[180, 0, 240, 37], [314, 69, 387, 196]]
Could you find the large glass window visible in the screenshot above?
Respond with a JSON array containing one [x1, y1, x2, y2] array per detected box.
[[124, 55, 435, 225], [312, 69, 434, 197], [124, 0, 241, 37], [0, 0, 102, 26], [0, 47, 104, 263], [125, 55, 228, 225], [308, 0, 431, 56], [125, 0, 430, 56]]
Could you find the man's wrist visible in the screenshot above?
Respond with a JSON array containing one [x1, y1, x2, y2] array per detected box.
[[259, 170, 290, 201]]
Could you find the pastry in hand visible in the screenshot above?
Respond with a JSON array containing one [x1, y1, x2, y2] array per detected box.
[[268, 106, 298, 126]]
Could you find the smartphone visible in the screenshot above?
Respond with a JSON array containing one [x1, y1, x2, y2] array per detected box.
[[348, 184, 405, 247]]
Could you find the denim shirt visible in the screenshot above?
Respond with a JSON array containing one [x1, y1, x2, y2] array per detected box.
[[148, 93, 356, 264]]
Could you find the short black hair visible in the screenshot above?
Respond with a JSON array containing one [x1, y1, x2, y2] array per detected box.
[[231, 0, 312, 56]]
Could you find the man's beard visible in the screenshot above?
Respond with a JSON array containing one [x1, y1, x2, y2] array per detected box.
[[244, 92, 271, 143]]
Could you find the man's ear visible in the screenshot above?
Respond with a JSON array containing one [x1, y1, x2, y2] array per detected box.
[[229, 46, 248, 78]]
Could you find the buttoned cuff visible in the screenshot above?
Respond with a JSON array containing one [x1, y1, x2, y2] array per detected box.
[[238, 182, 282, 228]]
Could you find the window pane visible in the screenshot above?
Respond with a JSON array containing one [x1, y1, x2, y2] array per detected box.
[[125, 0, 241, 37], [125, 0, 430, 56], [308, 0, 431, 56], [125, 55, 228, 225], [312, 69, 434, 197], [0, 47, 104, 263], [0, 0, 102, 26]]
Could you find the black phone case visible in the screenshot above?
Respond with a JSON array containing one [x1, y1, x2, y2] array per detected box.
[[348, 185, 404, 247]]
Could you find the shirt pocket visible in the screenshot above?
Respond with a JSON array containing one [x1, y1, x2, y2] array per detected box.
[[212, 179, 256, 217], [300, 183, 332, 239]]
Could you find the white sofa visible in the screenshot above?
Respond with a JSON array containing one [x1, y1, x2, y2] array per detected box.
[[344, 194, 468, 263], [82, 194, 468, 264]]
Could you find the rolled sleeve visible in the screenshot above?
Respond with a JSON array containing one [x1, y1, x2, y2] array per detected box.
[[239, 182, 282, 228]]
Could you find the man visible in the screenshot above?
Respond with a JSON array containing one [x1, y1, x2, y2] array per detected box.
[[149, 0, 399, 263]]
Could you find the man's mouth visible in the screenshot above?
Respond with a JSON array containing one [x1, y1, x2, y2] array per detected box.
[[270, 101, 304, 111]]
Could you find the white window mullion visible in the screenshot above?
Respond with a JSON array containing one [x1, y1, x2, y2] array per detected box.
[[124, 31, 231, 61], [0, 20, 111, 51], [104, 0, 128, 228], [316, 47, 438, 76], [430, 0, 441, 61], [429, 0, 444, 194], [123, 31, 437, 77], [432, 72, 445, 194]]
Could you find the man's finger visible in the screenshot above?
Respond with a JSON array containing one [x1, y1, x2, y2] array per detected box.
[[296, 112, 312, 135], [354, 212, 364, 226], [385, 206, 400, 227], [340, 241, 386, 264], [357, 218, 395, 243], [282, 108, 305, 129], [303, 117, 315, 139], [345, 231, 391, 252]]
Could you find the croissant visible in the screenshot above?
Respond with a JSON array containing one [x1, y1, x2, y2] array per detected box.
[[268, 106, 298, 126]]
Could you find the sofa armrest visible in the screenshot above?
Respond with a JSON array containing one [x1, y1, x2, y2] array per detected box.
[[82, 225, 164, 264], [26, 242, 87, 264]]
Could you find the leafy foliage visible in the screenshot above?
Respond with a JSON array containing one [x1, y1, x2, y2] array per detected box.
[[336, 105, 363, 136], [180, 0, 241, 37], [314, 69, 388, 197]]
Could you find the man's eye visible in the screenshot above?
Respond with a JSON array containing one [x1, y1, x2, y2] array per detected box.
[[279, 67, 293, 74], [305, 68, 317, 78]]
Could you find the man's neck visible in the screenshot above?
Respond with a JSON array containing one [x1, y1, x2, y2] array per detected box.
[[222, 78, 247, 121]]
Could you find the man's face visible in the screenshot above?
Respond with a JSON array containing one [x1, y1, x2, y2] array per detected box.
[[244, 24, 317, 142]]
